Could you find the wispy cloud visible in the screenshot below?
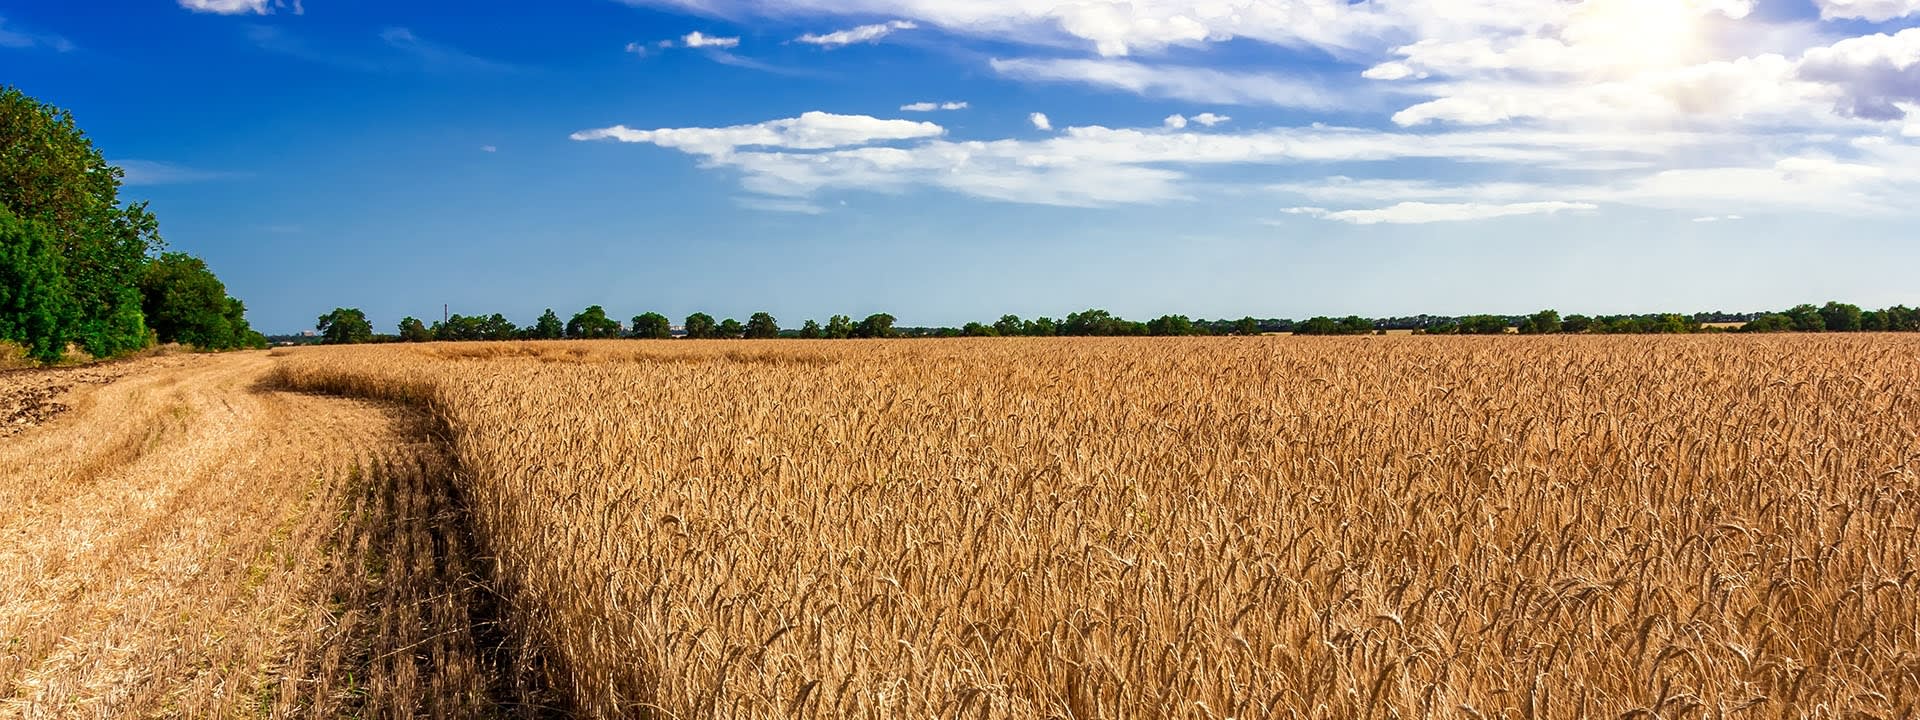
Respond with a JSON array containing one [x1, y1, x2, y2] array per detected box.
[[380, 27, 516, 72], [900, 101, 967, 112], [113, 160, 243, 186], [798, 20, 916, 48], [992, 57, 1349, 109], [681, 31, 740, 49], [0, 16, 74, 52], [1029, 112, 1052, 130], [178, 0, 273, 15], [245, 25, 512, 72], [1283, 201, 1599, 225]]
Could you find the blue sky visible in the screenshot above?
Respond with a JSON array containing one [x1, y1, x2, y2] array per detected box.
[[4, 0, 1918, 332]]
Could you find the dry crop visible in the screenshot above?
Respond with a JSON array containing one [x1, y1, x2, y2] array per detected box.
[[269, 335, 1920, 718], [0, 352, 551, 717]]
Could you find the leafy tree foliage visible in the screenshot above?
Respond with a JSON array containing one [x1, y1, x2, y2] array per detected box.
[[1561, 314, 1594, 334], [717, 318, 744, 338], [566, 305, 621, 339], [855, 313, 897, 339], [434, 313, 518, 341], [994, 315, 1024, 336], [798, 319, 822, 339], [316, 308, 374, 345], [1785, 304, 1825, 333], [527, 309, 564, 339], [1233, 317, 1262, 336], [1820, 302, 1863, 332], [0, 208, 73, 362], [962, 321, 996, 337], [1023, 317, 1058, 337], [631, 312, 671, 339], [1519, 309, 1562, 335], [745, 312, 779, 339], [138, 252, 259, 350], [684, 312, 718, 339], [1, 86, 160, 358], [398, 316, 432, 342], [824, 314, 854, 339], [1147, 315, 1198, 336]]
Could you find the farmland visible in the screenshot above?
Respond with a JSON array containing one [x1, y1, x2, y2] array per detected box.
[[4, 335, 1918, 718]]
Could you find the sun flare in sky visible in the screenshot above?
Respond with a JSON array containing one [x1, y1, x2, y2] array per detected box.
[[1565, 0, 1728, 73]]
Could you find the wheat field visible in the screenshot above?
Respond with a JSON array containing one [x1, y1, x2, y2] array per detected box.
[[262, 335, 1920, 719]]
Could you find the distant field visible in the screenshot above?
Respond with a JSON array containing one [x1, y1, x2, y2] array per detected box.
[[253, 335, 1920, 718]]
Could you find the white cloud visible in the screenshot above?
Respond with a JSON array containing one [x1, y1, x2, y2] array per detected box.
[[1030, 112, 1053, 130], [1814, 0, 1920, 21], [0, 16, 72, 51], [1691, 214, 1743, 222], [1192, 112, 1230, 126], [901, 101, 968, 111], [1163, 114, 1188, 129], [1287, 201, 1599, 224], [178, 0, 272, 14], [682, 31, 741, 49], [992, 57, 1344, 108], [798, 20, 916, 47], [739, 196, 827, 214], [571, 111, 945, 155], [481, 145, 498, 153], [112, 160, 240, 186], [1798, 28, 1920, 122], [625, 41, 650, 56]]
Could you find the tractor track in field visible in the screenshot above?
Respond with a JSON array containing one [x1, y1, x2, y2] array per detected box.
[[0, 352, 559, 718]]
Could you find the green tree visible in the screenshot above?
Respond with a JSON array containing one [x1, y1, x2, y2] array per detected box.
[[138, 252, 256, 349], [398, 316, 432, 342], [1742, 314, 1793, 333], [1561, 314, 1593, 334], [316, 308, 373, 345], [962, 321, 997, 337], [1519, 309, 1562, 335], [993, 314, 1023, 336], [684, 313, 718, 339], [854, 313, 897, 339], [717, 318, 744, 337], [566, 305, 621, 339], [0, 208, 74, 362], [798, 319, 822, 339], [631, 312, 671, 339], [1023, 317, 1058, 336], [1819, 301, 1863, 332], [1458, 315, 1509, 335], [824, 314, 854, 339], [745, 312, 780, 339], [479, 313, 518, 340], [1882, 305, 1918, 332], [526, 309, 563, 339], [1784, 304, 1825, 332], [1147, 315, 1196, 336], [1, 87, 161, 358]]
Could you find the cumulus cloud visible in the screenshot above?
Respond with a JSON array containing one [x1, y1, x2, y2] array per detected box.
[[992, 57, 1344, 109], [798, 20, 916, 47], [1030, 112, 1053, 130], [1798, 28, 1920, 122], [571, 111, 945, 155], [1163, 114, 1188, 129], [1191, 112, 1230, 126], [1285, 201, 1598, 224], [901, 101, 968, 111], [481, 145, 498, 153], [1814, 0, 1920, 21], [682, 31, 740, 48]]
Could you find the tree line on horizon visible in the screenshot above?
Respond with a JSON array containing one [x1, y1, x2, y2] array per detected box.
[[299, 300, 1920, 345], [1, 87, 264, 364]]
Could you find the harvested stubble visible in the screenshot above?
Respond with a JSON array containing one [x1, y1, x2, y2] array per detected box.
[[272, 336, 1920, 718]]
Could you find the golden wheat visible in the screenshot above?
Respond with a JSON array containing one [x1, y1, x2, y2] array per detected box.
[[258, 335, 1919, 718]]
